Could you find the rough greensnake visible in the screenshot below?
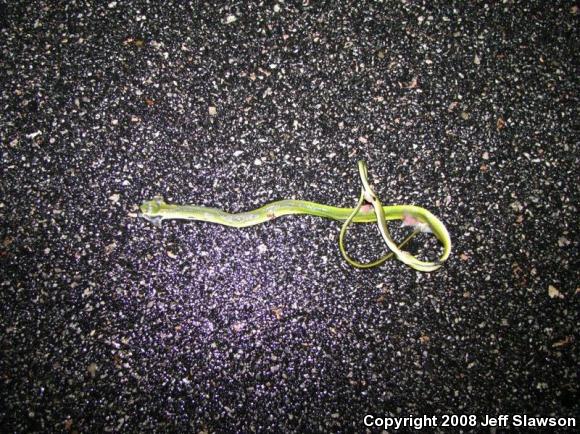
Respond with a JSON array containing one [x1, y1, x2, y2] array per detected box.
[[140, 161, 451, 271]]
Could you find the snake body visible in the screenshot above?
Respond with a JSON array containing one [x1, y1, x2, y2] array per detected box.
[[140, 161, 451, 271]]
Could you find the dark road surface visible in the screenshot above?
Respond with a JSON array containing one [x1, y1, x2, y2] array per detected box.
[[1, 1, 578, 432]]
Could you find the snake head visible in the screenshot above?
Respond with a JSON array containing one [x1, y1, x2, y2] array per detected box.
[[139, 196, 166, 227]]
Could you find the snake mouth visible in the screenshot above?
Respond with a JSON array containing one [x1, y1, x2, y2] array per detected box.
[[140, 213, 163, 228]]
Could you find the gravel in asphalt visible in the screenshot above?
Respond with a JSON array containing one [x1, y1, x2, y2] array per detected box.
[[1, 1, 578, 432]]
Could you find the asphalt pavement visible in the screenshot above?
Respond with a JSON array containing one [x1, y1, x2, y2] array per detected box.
[[1, 1, 578, 432]]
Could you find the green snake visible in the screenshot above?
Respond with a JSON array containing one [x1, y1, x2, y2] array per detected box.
[[140, 161, 451, 271]]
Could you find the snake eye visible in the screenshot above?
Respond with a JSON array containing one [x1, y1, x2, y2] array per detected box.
[[140, 198, 162, 215]]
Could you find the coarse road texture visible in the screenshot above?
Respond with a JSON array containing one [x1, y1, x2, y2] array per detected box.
[[1, 1, 578, 433]]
